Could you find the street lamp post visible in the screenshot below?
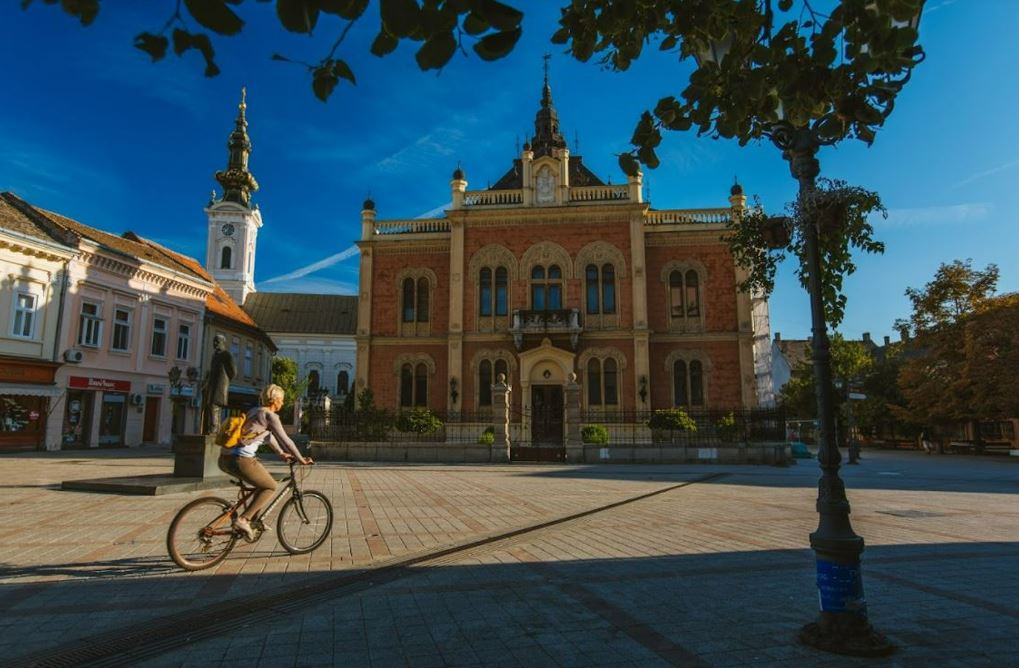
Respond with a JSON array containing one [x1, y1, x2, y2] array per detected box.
[[764, 122, 889, 654]]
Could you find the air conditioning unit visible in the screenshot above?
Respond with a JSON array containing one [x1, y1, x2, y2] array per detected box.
[[130, 393, 144, 407], [64, 349, 84, 363]]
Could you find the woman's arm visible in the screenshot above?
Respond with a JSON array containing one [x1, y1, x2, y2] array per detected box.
[[266, 411, 309, 462]]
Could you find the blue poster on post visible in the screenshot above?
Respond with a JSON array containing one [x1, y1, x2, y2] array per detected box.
[[816, 559, 867, 617]]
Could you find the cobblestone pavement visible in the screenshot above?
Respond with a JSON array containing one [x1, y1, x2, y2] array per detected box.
[[1, 448, 1017, 667]]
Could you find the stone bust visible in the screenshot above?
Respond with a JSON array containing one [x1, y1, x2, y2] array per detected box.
[[201, 333, 236, 435]]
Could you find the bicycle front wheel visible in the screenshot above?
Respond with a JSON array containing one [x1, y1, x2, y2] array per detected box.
[[167, 496, 237, 571], [277, 490, 333, 554]]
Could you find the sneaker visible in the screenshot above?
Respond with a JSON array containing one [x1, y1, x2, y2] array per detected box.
[[234, 516, 256, 541]]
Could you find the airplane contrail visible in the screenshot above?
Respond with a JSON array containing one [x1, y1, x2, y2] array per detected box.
[[261, 244, 360, 284]]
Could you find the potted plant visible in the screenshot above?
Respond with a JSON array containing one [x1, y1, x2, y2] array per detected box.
[[715, 412, 740, 443], [582, 424, 609, 445], [478, 426, 495, 445], [646, 409, 697, 444]]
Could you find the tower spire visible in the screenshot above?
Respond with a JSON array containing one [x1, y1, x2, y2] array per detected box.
[[215, 87, 259, 208], [532, 54, 566, 157]]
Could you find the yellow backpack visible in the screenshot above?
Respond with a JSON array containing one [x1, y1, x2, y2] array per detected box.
[[215, 416, 248, 448]]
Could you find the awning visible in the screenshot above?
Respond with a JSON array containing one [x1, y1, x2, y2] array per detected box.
[[0, 383, 63, 398]]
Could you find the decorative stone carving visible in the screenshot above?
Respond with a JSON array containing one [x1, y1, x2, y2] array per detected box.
[[574, 240, 627, 277], [392, 353, 437, 376], [535, 165, 555, 204], [578, 347, 628, 370], [467, 244, 518, 281], [520, 241, 573, 279]]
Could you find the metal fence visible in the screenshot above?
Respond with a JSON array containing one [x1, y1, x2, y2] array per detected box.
[[580, 407, 786, 447], [307, 406, 785, 448]]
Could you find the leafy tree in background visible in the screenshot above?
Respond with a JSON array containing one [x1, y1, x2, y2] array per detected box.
[[271, 356, 307, 421], [897, 260, 1001, 443], [778, 334, 873, 443]]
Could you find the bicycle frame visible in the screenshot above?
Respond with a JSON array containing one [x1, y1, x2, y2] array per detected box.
[[201, 464, 304, 539]]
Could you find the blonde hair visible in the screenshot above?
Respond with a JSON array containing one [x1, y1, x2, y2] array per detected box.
[[260, 384, 285, 406]]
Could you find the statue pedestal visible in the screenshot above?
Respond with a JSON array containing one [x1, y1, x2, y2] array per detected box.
[[61, 433, 230, 496], [173, 434, 226, 479]]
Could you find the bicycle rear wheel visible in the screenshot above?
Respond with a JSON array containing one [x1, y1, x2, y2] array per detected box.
[[167, 496, 237, 570], [277, 490, 333, 554]]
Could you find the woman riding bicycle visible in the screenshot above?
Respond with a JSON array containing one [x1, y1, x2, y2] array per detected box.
[[218, 384, 312, 540]]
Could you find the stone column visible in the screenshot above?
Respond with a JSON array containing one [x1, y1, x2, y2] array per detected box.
[[564, 372, 583, 463], [629, 210, 651, 407], [491, 374, 511, 463]]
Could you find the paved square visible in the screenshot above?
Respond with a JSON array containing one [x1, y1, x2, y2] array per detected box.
[[1, 448, 1017, 666]]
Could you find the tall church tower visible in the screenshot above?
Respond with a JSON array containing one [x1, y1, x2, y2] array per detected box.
[[206, 88, 262, 305]]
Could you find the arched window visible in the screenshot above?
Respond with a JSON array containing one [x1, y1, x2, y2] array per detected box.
[[402, 278, 415, 322], [586, 264, 617, 314], [669, 269, 702, 321], [479, 268, 492, 317], [602, 264, 616, 314], [685, 270, 700, 317], [672, 359, 706, 407], [531, 264, 562, 311], [416, 277, 429, 323], [587, 358, 620, 407], [337, 370, 349, 394], [307, 369, 320, 396], [220, 245, 232, 270], [400, 364, 413, 407], [479, 360, 493, 406], [495, 267, 508, 316], [414, 363, 428, 406], [690, 360, 704, 405], [673, 360, 687, 407]]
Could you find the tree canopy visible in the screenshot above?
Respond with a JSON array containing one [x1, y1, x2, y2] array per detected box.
[[896, 260, 1015, 427]]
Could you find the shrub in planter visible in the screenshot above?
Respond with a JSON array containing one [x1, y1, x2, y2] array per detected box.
[[715, 412, 740, 443], [395, 408, 443, 434], [582, 424, 609, 444], [478, 426, 495, 445], [646, 409, 697, 433]]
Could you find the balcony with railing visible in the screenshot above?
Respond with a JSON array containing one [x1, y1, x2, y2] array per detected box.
[[509, 308, 582, 351], [372, 219, 451, 236]]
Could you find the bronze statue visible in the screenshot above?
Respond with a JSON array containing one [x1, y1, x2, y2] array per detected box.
[[201, 333, 236, 435]]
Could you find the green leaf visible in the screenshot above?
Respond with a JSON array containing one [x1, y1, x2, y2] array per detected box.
[[415, 31, 456, 70], [473, 27, 521, 61], [637, 145, 660, 169], [463, 11, 489, 36], [277, 0, 319, 33], [371, 30, 399, 56], [184, 0, 244, 36], [618, 153, 639, 177], [478, 0, 522, 31], [332, 58, 356, 84], [312, 65, 338, 101], [134, 32, 168, 62], [380, 0, 420, 38]]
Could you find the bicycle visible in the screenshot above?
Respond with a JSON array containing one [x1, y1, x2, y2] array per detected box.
[[167, 461, 333, 571]]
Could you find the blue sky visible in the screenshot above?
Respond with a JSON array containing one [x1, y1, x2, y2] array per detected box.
[[1, 0, 1015, 341]]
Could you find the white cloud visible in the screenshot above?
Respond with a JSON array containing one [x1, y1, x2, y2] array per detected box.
[[952, 158, 1019, 189], [879, 202, 992, 227], [261, 244, 360, 285], [256, 276, 357, 295]]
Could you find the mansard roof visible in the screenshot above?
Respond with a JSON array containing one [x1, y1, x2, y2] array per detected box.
[[490, 156, 605, 190], [243, 293, 358, 336]]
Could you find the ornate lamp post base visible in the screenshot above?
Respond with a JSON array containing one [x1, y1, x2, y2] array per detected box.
[[800, 616, 894, 657]]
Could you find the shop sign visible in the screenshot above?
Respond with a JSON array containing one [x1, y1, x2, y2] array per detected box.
[[69, 376, 131, 393], [170, 385, 194, 397], [147, 384, 165, 395]]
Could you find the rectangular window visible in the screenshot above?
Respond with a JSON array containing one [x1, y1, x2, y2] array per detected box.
[[111, 308, 131, 351], [176, 324, 191, 360], [495, 268, 508, 316], [11, 293, 37, 338], [151, 318, 167, 356], [244, 344, 253, 377], [78, 302, 102, 347]]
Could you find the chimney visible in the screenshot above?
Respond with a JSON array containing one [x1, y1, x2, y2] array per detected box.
[[862, 332, 871, 343], [883, 335, 890, 346], [774, 332, 781, 342]]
